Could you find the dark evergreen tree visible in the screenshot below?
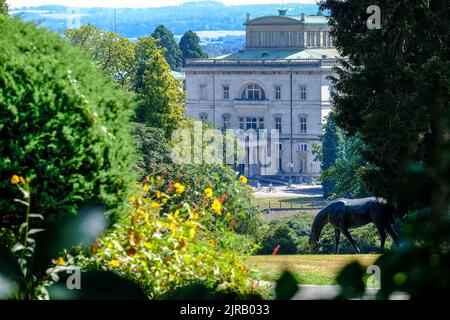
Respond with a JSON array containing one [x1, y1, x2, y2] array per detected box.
[[320, 113, 340, 198], [320, 0, 450, 214], [179, 30, 208, 64], [151, 25, 183, 71]]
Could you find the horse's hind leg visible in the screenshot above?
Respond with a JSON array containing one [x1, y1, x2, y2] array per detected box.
[[385, 223, 400, 246], [342, 227, 360, 254], [334, 229, 341, 254]]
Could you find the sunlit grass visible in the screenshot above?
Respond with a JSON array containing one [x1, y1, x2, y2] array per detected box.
[[245, 254, 380, 285]]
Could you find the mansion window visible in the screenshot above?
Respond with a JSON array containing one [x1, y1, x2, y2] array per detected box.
[[275, 86, 281, 100], [297, 143, 308, 152], [222, 114, 231, 129], [199, 113, 208, 121], [299, 86, 307, 100], [299, 117, 307, 133], [239, 117, 264, 130], [223, 85, 230, 100], [241, 83, 266, 101], [299, 158, 307, 173], [200, 85, 207, 100], [275, 117, 282, 133]]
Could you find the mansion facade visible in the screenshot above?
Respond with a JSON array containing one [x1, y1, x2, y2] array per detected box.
[[183, 9, 339, 183]]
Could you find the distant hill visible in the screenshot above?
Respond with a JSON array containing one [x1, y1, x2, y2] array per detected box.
[[11, 1, 319, 38]]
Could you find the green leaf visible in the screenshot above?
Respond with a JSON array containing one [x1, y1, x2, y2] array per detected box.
[[27, 228, 45, 235], [275, 270, 299, 300], [13, 199, 29, 207], [29, 214, 44, 220], [336, 261, 365, 299], [11, 243, 26, 252]]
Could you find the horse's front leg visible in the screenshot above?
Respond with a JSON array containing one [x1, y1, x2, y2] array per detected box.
[[334, 229, 340, 254], [342, 227, 360, 254]]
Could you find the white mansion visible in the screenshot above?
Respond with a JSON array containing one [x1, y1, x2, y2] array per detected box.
[[183, 9, 339, 183]]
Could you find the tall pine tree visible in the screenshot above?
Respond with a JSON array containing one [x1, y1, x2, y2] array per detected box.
[[320, 113, 340, 198], [179, 30, 208, 64], [151, 25, 183, 71]]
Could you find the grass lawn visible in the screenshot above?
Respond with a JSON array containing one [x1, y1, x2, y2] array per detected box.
[[244, 254, 380, 285]]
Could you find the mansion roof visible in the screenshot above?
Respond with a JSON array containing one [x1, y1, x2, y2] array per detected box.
[[215, 48, 340, 60]]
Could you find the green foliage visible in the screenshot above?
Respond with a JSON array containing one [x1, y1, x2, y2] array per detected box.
[[321, 0, 450, 299], [0, 0, 7, 15], [0, 18, 137, 225], [255, 213, 392, 255], [319, 113, 340, 198], [321, 134, 372, 199], [161, 163, 263, 236], [0, 179, 142, 300], [152, 25, 183, 71], [132, 123, 171, 179], [133, 36, 186, 138], [275, 271, 299, 300], [65, 24, 136, 88], [335, 261, 365, 299], [180, 30, 208, 64], [75, 176, 262, 299], [321, 0, 450, 213]]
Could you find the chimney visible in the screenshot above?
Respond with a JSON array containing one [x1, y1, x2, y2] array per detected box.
[[246, 13, 251, 22], [300, 13, 305, 22]]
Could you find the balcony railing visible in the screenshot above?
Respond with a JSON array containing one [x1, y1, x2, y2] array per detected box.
[[185, 58, 322, 68]]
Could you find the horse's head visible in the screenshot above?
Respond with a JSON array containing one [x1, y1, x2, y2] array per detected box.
[[298, 231, 320, 253]]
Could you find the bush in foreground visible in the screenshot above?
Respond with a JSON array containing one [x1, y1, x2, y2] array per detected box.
[[0, 18, 137, 226]]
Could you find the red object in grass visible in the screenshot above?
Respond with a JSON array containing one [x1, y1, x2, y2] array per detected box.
[[272, 245, 281, 255]]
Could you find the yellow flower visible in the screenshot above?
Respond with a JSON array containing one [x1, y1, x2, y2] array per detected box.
[[110, 260, 121, 268], [10, 174, 20, 185], [129, 196, 136, 203], [226, 212, 231, 218], [212, 199, 222, 215], [156, 190, 161, 198], [56, 257, 65, 266], [151, 201, 161, 208], [143, 184, 149, 192], [239, 175, 248, 184], [189, 228, 196, 239], [174, 182, 185, 194], [203, 187, 213, 198]]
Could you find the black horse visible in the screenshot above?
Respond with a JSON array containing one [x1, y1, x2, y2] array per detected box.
[[304, 197, 400, 254]]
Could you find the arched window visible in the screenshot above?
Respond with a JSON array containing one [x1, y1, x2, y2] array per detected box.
[[241, 83, 266, 100]]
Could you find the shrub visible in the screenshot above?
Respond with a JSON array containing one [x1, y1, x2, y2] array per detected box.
[[0, 18, 137, 226], [76, 176, 262, 298]]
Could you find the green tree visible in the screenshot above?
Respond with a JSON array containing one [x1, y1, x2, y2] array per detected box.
[[321, 134, 371, 199], [0, 0, 8, 15], [321, 0, 449, 214], [0, 18, 137, 226], [320, 113, 341, 198], [179, 30, 208, 64], [320, 0, 450, 299], [133, 36, 186, 138], [65, 24, 136, 88], [152, 25, 183, 71]]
